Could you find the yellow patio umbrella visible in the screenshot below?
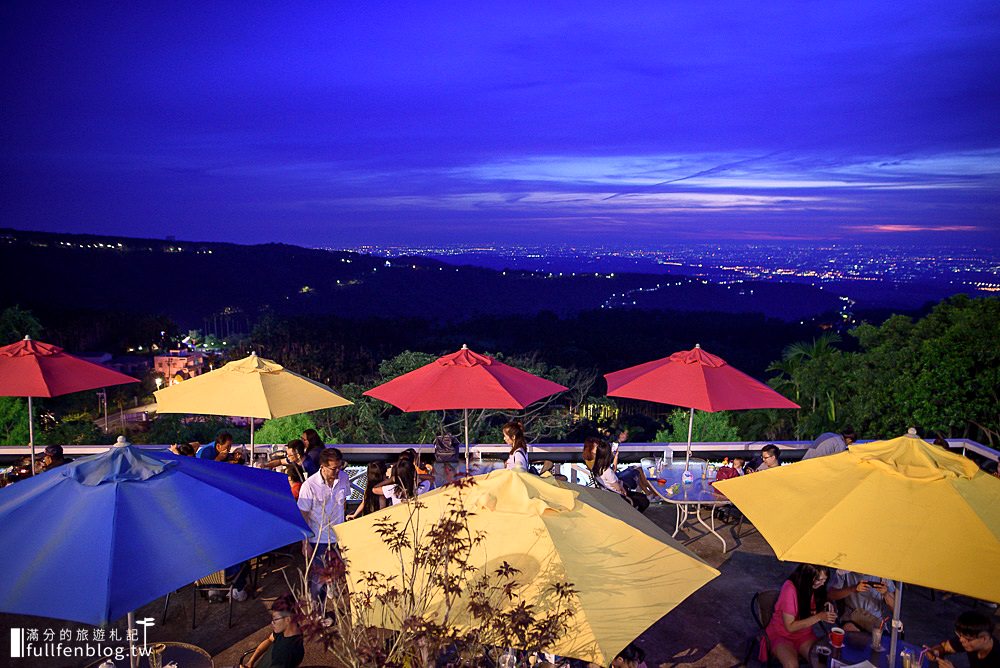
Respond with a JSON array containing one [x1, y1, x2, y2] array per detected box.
[[154, 353, 352, 461], [714, 433, 1000, 665], [334, 469, 719, 665]]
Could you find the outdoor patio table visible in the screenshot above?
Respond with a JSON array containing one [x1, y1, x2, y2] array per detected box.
[[647, 462, 731, 552], [808, 632, 926, 668]]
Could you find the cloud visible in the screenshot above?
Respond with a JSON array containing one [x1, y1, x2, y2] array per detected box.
[[842, 224, 985, 234]]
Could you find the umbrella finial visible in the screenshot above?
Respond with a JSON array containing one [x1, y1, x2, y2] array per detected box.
[[23, 335, 31, 341], [695, 343, 701, 349], [906, 427, 918, 437], [461, 343, 468, 350], [114, 435, 131, 448]]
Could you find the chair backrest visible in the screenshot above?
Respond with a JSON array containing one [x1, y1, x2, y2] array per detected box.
[[195, 569, 227, 586], [752, 589, 781, 630]]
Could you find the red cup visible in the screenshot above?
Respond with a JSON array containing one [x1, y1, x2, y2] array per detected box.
[[829, 627, 845, 649]]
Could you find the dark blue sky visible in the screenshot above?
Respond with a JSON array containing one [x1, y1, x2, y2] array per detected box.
[[3, 2, 999, 247]]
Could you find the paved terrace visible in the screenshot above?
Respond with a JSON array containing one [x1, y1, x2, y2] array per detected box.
[[1, 441, 996, 667]]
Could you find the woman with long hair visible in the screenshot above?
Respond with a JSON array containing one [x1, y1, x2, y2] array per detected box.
[[585, 437, 626, 494], [348, 461, 388, 519], [502, 421, 530, 470], [374, 455, 431, 505], [762, 563, 837, 667]]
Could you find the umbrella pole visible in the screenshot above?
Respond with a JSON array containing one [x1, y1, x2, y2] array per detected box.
[[464, 408, 470, 471], [249, 416, 254, 466], [888, 581, 903, 668], [685, 407, 694, 471], [28, 396, 36, 476], [128, 610, 138, 668]]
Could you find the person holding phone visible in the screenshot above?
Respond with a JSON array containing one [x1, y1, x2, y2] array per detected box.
[[827, 570, 896, 632], [925, 611, 998, 668], [761, 563, 837, 668]]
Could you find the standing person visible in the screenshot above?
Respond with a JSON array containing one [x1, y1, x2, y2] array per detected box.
[[302, 428, 324, 475], [239, 595, 304, 668], [926, 611, 998, 668], [196, 432, 234, 461], [760, 563, 837, 668], [503, 421, 530, 470], [297, 448, 349, 598], [271, 439, 308, 499], [348, 461, 388, 519]]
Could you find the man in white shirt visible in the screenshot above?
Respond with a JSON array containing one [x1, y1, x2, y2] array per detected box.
[[297, 447, 349, 599]]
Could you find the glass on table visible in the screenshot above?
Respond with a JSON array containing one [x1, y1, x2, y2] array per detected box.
[[871, 624, 883, 651]]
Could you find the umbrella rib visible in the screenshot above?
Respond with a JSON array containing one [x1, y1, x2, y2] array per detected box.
[[102, 481, 122, 625]]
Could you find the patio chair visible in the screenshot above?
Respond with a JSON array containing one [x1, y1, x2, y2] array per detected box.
[[746, 589, 780, 666], [747, 589, 821, 666], [191, 568, 235, 629]]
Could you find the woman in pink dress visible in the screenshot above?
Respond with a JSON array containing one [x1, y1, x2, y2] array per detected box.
[[761, 563, 838, 667]]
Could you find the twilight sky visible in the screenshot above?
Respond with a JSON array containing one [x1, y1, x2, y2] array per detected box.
[[3, 2, 999, 247]]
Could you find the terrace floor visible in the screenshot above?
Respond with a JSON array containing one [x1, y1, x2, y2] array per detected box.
[[2, 499, 989, 668]]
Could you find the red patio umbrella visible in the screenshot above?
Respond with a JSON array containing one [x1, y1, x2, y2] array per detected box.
[[605, 344, 799, 469], [0, 337, 139, 473], [363, 345, 568, 466]]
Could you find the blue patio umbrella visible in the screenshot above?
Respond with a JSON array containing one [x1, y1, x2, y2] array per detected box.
[[0, 445, 312, 625]]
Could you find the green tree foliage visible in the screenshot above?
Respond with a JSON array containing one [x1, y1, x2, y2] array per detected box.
[[655, 408, 740, 443], [328, 351, 444, 445], [323, 350, 592, 445], [0, 397, 30, 445], [765, 333, 847, 438], [844, 295, 1000, 444], [142, 414, 249, 447], [757, 296, 1000, 446], [0, 306, 43, 343], [254, 413, 318, 446]]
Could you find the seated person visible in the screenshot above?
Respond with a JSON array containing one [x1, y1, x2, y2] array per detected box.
[[240, 595, 304, 668], [196, 432, 234, 461], [715, 455, 748, 482], [42, 445, 72, 471], [168, 442, 196, 456], [227, 446, 248, 465], [761, 563, 837, 668], [827, 570, 895, 632], [373, 457, 431, 505], [607, 430, 658, 498], [926, 611, 998, 668], [755, 444, 782, 472]]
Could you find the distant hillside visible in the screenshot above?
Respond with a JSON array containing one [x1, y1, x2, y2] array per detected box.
[[0, 228, 842, 327]]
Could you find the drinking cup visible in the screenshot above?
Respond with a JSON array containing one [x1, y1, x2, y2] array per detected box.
[[900, 649, 913, 668], [871, 626, 883, 651], [816, 645, 832, 667], [829, 627, 845, 648]]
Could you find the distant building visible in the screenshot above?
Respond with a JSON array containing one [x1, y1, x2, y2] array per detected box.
[[154, 349, 206, 384], [77, 353, 150, 377]]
